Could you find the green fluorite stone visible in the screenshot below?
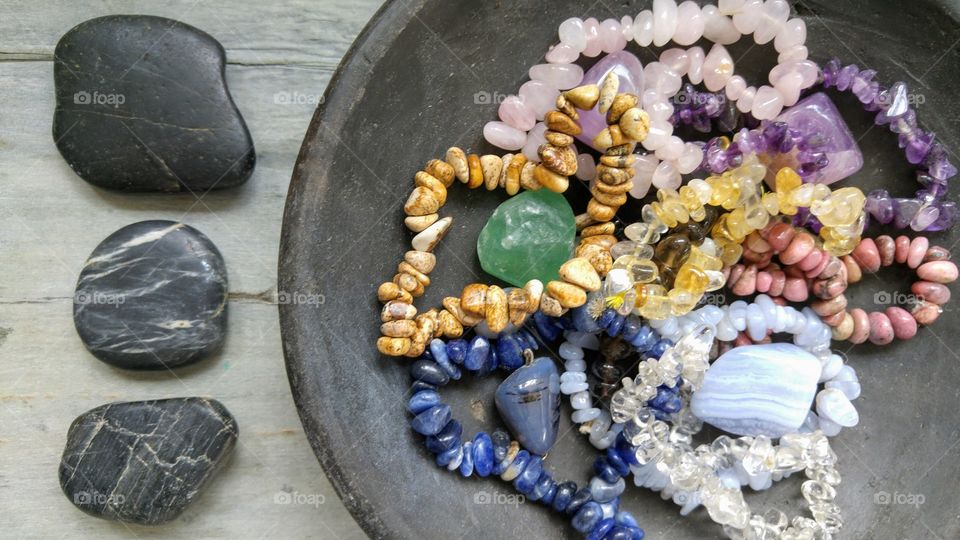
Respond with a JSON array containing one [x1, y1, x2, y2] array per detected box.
[[477, 190, 576, 287]]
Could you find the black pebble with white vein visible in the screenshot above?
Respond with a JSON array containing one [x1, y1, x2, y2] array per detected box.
[[59, 398, 238, 525], [52, 15, 255, 192], [73, 220, 228, 370]]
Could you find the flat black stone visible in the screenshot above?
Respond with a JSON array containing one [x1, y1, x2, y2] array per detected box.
[[59, 398, 238, 525], [53, 15, 255, 192], [74, 220, 228, 370]]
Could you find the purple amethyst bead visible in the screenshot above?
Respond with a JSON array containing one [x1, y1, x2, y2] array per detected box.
[[836, 65, 860, 91], [865, 189, 897, 224], [926, 201, 957, 231], [775, 93, 863, 184]]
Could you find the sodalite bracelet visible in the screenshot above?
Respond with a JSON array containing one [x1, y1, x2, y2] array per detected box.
[[408, 334, 647, 539]]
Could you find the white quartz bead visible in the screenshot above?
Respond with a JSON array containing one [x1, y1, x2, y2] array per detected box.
[[774, 18, 806, 52], [816, 388, 859, 427], [751, 85, 785, 119], [718, 0, 746, 15], [620, 15, 635, 41], [701, 5, 741, 45], [644, 62, 682, 96], [774, 71, 804, 107], [753, 0, 790, 44], [702, 44, 735, 92], [732, 0, 763, 34], [725, 75, 747, 100], [677, 143, 703, 174], [634, 10, 655, 46], [778, 44, 808, 62], [737, 86, 757, 113], [641, 120, 673, 150], [652, 0, 680, 47], [651, 159, 682, 190], [673, 1, 705, 45], [687, 46, 705, 84], [559, 17, 588, 52], [655, 136, 685, 161]]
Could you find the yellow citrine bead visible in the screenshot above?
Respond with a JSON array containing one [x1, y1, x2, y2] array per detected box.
[[775, 167, 802, 193], [675, 263, 709, 294], [667, 288, 702, 316], [761, 192, 780, 215], [685, 246, 723, 272], [720, 242, 743, 266], [613, 255, 659, 284], [704, 269, 726, 291], [651, 202, 678, 228]]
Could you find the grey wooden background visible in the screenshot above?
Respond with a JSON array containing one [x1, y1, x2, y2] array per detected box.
[[0, 0, 384, 537]]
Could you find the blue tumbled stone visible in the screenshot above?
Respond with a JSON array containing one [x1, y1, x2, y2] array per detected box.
[[533, 311, 562, 342], [565, 487, 593, 515], [599, 497, 620, 519], [598, 309, 616, 329], [411, 360, 449, 386], [629, 326, 657, 351], [593, 457, 619, 484], [621, 318, 642, 341], [587, 517, 616, 540], [430, 339, 461, 380], [407, 390, 440, 414], [517, 329, 539, 351], [464, 336, 490, 371], [459, 441, 474, 477], [436, 444, 462, 467], [552, 481, 577, 512], [571, 305, 602, 332], [590, 477, 625, 503], [537, 475, 556, 504], [472, 433, 494, 477], [411, 405, 451, 436], [503, 450, 530, 480], [496, 334, 525, 371], [425, 419, 461, 453], [410, 381, 435, 394], [615, 511, 638, 528], [491, 430, 510, 463], [606, 449, 630, 477], [494, 357, 560, 455], [514, 456, 542, 494], [647, 339, 673, 359], [606, 315, 625, 337], [573, 501, 603, 532], [446, 339, 468, 364]]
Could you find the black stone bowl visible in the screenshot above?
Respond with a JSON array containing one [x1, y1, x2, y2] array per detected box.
[[280, 1, 960, 538]]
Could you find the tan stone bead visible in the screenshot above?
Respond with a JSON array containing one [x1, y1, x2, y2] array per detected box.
[[599, 154, 637, 168], [438, 310, 464, 338], [598, 72, 620, 114], [445, 147, 469, 183], [544, 110, 581, 136], [411, 216, 453, 252], [523, 279, 543, 311], [520, 161, 540, 191], [442, 296, 483, 326], [842, 255, 862, 284], [377, 336, 411, 356], [559, 257, 602, 291], [425, 158, 455, 187], [538, 144, 577, 176], [590, 187, 628, 207], [539, 293, 566, 317], [480, 154, 503, 191], [506, 154, 527, 196], [533, 164, 569, 193], [605, 143, 635, 156], [417, 309, 438, 332], [461, 283, 488, 317], [381, 300, 416, 322], [414, 171, 447, 206], [546, 280, 587, 308], [404, 186, 439, 216], [404, 213, 439, 232], [485, 285, 509, 333], [563, 84, 600, 110], [467, 154, 484, 189], [576, 243, 613, 276], [393, 272, 424, 297], [404, 250, 436, 274], [587, 198, 617, 222], [507, 288, 532, 326], [544, 131, 574, 146], [831, 312, 855, 341], [581, 222, 615, 238], [619, 107, 651, 141], [580, 234, 618, 249], [499, 154, 513, 188], [596, 164, 633, 186], [594, 179, 634, 195], [592, 125, 626, 151], [554, 94, 579, 119], [575, 213, 598, 230], [381, 319, 417, 338], [377, 282, 403, 303], [406, 331, 428, 357], [398, 262, 431, 287], [606, 93, 640, 123]]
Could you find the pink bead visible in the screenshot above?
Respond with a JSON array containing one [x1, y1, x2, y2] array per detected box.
[[599, 18, 622, 53], [483, 121, 526, 151], [804, 251, 831, 279], [521, 123, 547, 162], [782, 277, 808, 302], [726, 264, 745, 287], [751, 85, 784, 120], [913, 302, 942, 325], [737, 87, 757, 113], [726, 75, 747, 100], [582, 18, 603, 57], [731, 265, 758, 296], [702, 44, 734, 92], [907, 237, 929, 269], [688, 46, 705, 84], [498, 96, 535, 131], [769, 60, 820, 88], [894, 235, 911, 264], [545, 43, 580, 64], [519, 80, 559, 121], [768, 271, 786, 296], [773, 71, 803, 107], [673, 1, 705, 45], [885, 307, 918, 340], [917, 261, 959, 284], [774, 18, 807, 52], [660, 48, 690, 74], [852, 238, 881, 273], [875, 235, 896, 267], [575, 153, 596, 181], [528, 63, 584, 90], [848, 308, 870, 344], [732, 0, 763, 34], [912, 281, 951, 305], [867, 311, 895, 345], [701, 4, 741, 45], [558, 17, 587, 51], [620, 15, 635, 41], [797, 249, 823, 272], [756, 271, 773, 293], [780, 233, 815, 265]]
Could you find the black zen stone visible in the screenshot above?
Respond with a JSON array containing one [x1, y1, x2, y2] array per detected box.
[[53, 15, 255, 192], [59, 398, 238, 525], [73, 220, 228, 369]]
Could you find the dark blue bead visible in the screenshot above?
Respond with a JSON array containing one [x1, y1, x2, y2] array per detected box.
[[615, 511, 638, 528], [491, 430, 510, 460], [496, 334, 525, 371], [587, 518, 616, 540], [436, 444, 462, 467], [471, 433, 494, 477], [556, 314, 576, 330], [464, 336, 490, 371], [430, 339, 461, 380], [606, 315, 625, 337], [420, 347, 433, 361], [606, 526, 637, 540], [517, 329, 539, 351], [571, 305, 602, 332], [629, 326, 657, 351], [572, 502, 603, 532], [650, 387, 673, 409], [483, 347, 500, 375], [593, 457, 620, 483], [615, 436, 640, 466], [535, 474, 555, 504], [425, 419, 461, 453], [552, 481, 577, 512], [541, 484, 558, 506], [513, 455, 542, 494], [647, 339, 673, 359], [598, 498, 620, 519], [459, 441, 474, 477], [598, 309, 616, 329], [410, 381, 435, 394], [411, 360, 449, 386], [446, 339, 468, 364], [411, 405, 451, 436], [533, 311, 562, 342], [407, 390, 440, 414], [606, 449, 630, 478], [565, 487, 593, 515], [621, 319, 642, 341]]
